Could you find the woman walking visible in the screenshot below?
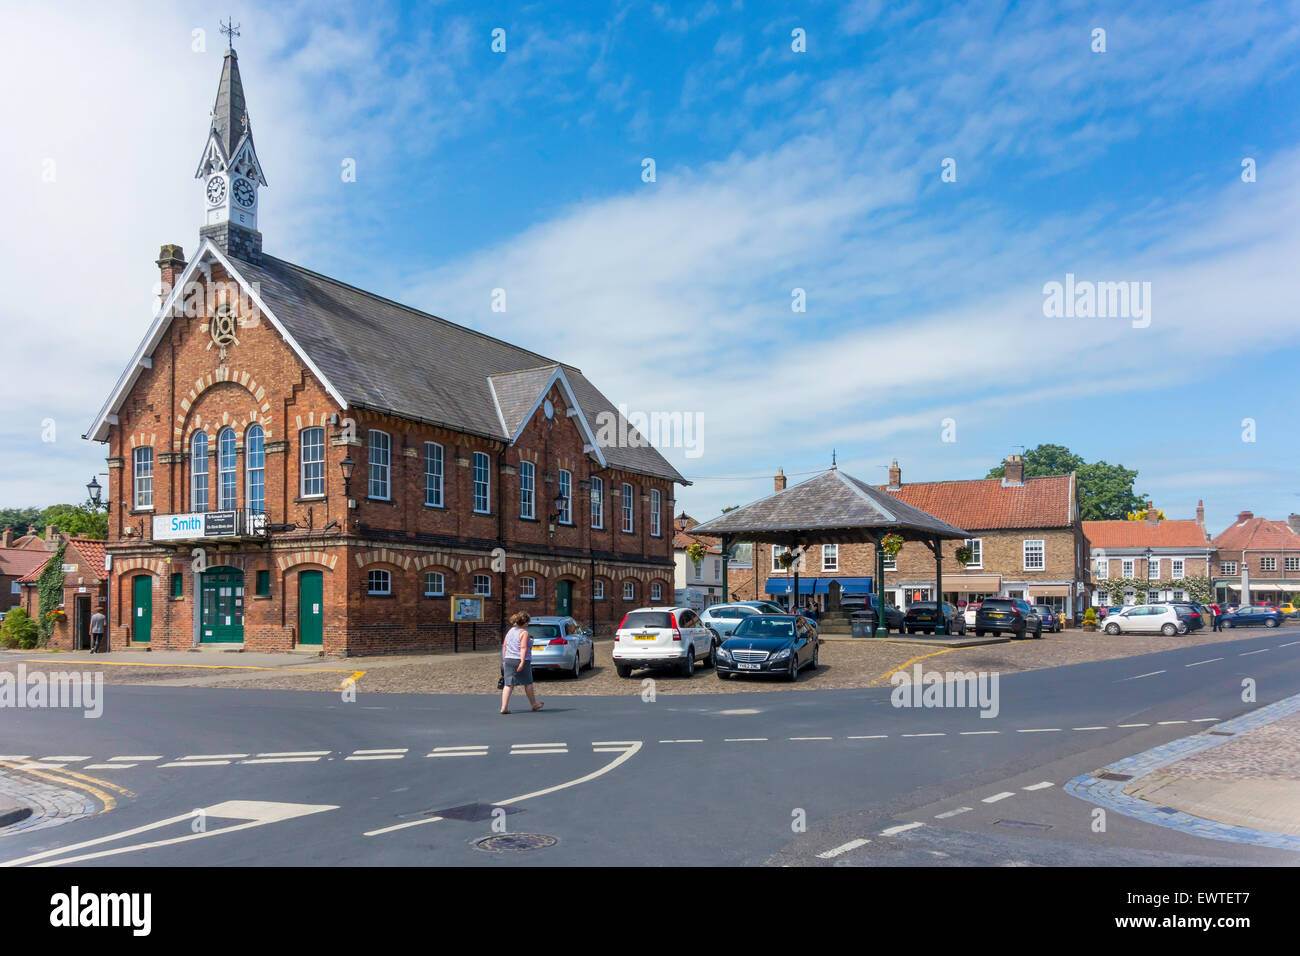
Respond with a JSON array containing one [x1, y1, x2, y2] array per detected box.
[[501, 612, 544, 715]]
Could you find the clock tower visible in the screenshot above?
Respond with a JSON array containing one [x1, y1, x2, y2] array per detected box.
[[194, 31, 267, 261]]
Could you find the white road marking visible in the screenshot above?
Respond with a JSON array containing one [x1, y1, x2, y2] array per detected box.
[[1186, 658, 1223, 667], [365, 742, 643, 837], [592, 741, 639, 746], [178, 754, 248, 760], [14, 762, 67, 769], [724, 737, 768, 742], [1130, 670, 1166, 680], [111, 756, 161, 761], [982, 792, 1015, 803], [658, 739, 703, 744], [161, 760, 229, 768], [0, 756, 31, 760], [959, 731, 999, 736], [903, 733, 946, 737], [85, 764, 134, 770], [41, 756, 90, 762], [1191, 718, 1219, 723], [881, 822, 925, 836], [345, 754, 405, 761], [255, 751, 330, 758], [1157, 720, 1187, 725], [1017, 728, 1061, 733], [429, 746, 488, 757], [1280, 641, 1300, 648], [1118, 723, 1150, 728], [817, 838, 870, 859], [1239, 649, 1269, 656], [1072, 726, 1108, 731], [510, 748, 566, 755], [0, 800, 337, 867], [241, 757, 321, 764], [1023, 782, 1054, 791], [934, 807, 973, 819], [847, 735, 888, 739], [790, 736, 833, 741]]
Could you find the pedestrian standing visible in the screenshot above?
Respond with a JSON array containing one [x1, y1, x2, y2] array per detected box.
[[1211, 602, 1223, 632], [500, 612, 544, 715], [89, 604, 107, 654]]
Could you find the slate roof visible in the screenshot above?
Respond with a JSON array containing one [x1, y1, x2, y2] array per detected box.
[[1084, 520, 1211, 549], [228, 252, 687, 485], [1213, 515, 1300, 552], [880, 475, 1075, 530], [211, 50, 249, 159], [688, 469, 969, 545]]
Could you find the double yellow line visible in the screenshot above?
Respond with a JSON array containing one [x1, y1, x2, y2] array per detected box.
[[0, 759, 134, 815]]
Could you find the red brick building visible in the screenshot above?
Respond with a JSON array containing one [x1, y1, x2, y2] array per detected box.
[[1211, 511, 1300, 605], [1084, 501, 1214, 607], [723, 456, 1088, 618], [17, 537, 108, 650], [82, 45, 685, 656]]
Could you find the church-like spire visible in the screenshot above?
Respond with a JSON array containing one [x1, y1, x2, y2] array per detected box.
[[194, 21, 266, 261]]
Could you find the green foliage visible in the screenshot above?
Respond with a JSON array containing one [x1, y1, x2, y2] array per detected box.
[[38, 502, 107, 539], [954, 544, 974, 566], [1083, 607, 1098, 622], [1, 607, 39, 650], [721, 505, 740, 513], [881, 533, 905, 557], [985, 444, 1146, 520], [1095, 576, 1213, 606], [35, 543, 67, 646], [0, 507, 41, 536], [685, 542, 707, 563]]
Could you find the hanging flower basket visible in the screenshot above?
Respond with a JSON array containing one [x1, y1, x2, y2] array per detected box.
[[881, 533, 905, 558], [685, 542, 706, 564], [45, 609, 67, 623], [954, 544, 974, 567], [777, 550, 798, 569]]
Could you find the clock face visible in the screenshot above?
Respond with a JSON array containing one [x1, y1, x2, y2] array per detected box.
[[206, 176, 227, 206], [233, 178, 256, 208]]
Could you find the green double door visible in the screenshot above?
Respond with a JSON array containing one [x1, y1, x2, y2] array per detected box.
[[200, 567, 245, 643]]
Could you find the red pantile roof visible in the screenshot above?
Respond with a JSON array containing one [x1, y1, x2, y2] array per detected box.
[[879, 475, 1074, 530], [673, 514, 722, 553], [1213, 516, 1300, 551], [1083, 520, 1210, 549], [11, 538, 108, 585], [0, 548, 51, 581]]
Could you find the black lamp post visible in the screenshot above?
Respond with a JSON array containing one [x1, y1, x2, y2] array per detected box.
[[340, 454, 355, 497], [87, 476, 102, 509]]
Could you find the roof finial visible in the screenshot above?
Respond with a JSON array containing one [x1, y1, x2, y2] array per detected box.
[[220, 17, 241, 51], [831, 449, 837, 469]]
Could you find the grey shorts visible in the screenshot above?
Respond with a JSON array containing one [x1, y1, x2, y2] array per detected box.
[[503, 658, 533, 686]]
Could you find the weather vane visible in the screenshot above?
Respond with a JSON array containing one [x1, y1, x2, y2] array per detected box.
[[220, 17, 241, 49]]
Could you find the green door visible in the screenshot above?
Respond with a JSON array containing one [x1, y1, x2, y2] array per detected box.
[[200, 567, 245, 643], [556, 580, 573, 617], [299, 571, 323, 645], [132, 574, 152, 643]]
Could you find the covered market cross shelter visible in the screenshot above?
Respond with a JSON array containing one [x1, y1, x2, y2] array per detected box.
[[688, 467, 970, 636]]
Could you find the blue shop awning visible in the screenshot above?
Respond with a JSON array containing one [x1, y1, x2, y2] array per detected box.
[[815, 577, 873, 594], [765, 577, 817, 595]]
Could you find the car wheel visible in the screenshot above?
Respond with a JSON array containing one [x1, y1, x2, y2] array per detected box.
[[1160, 623, 1176, 636], [1225, 620, 1234, 628], [787, 657, 799, 682], [811, 642, 819, 669], [615, 663, 633, 678], [1035, 624, 1043, 639], [1266, 618, 1279, 628], [1015, 625, 1026, 639], [680, 650, 695, 677], [571, 654, 582, 679], [975, 629, 984, 637], [1104, 623, 1120, 635]]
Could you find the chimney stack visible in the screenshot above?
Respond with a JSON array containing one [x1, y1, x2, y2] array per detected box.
[[774, 468, 787, 492], [156, 244, 187, 299], [1196, 500, 1205, 525], [1, 526, 11, 548], [1237, 510, 1254, 523], [1004, 454, 1024, 486], [45, 525, 58, 547], [1146, 500, 1158, 525], [887, 460, 901, 490], [1289, 513, 1300, 534]]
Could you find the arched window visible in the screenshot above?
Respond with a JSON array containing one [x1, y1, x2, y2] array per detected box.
[[300, 427, 325, 497], [473, 573, 492, 596], [190, 431, 209, 512], [367, 569, 391, 595], [424, 571, 445, 597], [217, 427, 237, 509], [245, 424, 264, 514], [520, 576, 537, 599]]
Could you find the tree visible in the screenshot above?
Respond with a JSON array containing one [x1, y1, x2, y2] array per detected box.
[[1, 607, 39, 650], [986, 444, 1146, 521], [0, 507, 41, 536], [721, 505, 740, 513], [38, 502, 107, 540]]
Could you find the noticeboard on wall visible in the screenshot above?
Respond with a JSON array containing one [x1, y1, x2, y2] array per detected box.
[[450, 594, 485, 623]]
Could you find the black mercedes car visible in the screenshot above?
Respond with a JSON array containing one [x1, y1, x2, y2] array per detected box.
[[715, 614, 818, 681]]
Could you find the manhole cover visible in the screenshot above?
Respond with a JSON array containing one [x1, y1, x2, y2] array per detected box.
[[475, 833, 557, 853]]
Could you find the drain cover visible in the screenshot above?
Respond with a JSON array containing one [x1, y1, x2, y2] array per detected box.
[[475, 833, 557, 852]]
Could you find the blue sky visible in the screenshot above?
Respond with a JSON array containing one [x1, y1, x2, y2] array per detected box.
[[2, 0, 1298, 535]]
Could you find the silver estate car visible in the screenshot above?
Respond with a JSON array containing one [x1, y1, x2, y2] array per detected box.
[[523, 616, 595, 678]]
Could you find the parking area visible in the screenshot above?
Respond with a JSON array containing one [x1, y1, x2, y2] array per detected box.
[[4, 621, 1293, 696]]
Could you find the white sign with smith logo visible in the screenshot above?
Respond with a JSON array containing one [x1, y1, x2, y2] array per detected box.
[[153, 510, 267, 541]]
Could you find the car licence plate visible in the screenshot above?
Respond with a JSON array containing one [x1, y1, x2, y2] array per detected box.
[[738, 662, 761, 670], [532, 644, 548, 651], [992, 613, 1006, 618], [634, 634, 656, 641]]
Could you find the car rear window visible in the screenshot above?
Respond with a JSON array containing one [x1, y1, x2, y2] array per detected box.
[[908, 602, 937, 610], [621, 611, 674, 630], [981, 600, 1015, 609], [732, 617, 796, 638], [526, 624, 561, 640]]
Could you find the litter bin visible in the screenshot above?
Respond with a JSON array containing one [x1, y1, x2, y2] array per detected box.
[[851, 611, 876, 638]]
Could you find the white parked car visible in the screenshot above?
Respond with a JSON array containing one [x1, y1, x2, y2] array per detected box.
[[613, 606, 718, 678], [1102, 604, 1188, 636], [963, 603, 981, 628]]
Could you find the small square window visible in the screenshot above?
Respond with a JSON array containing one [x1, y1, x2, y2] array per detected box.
[[424, 571, 445, 597], [368, 569, 391, 595], [521, 576, 536, 599]]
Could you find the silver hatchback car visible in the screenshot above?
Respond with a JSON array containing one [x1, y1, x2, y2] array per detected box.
[[522, 616, 595, 678]]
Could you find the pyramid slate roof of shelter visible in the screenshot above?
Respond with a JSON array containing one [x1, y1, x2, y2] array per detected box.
[[688, 468, 969, 545]]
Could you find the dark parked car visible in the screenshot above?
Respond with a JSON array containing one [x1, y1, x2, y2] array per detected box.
[[1163, 601, 1206, 631], [842, 593, 905, 633], [1031, 604, 1062, 633], [715, 614, 818, 681], [903, 601, 967, 635], [975, 598, 1042, 639], [1221, 605, 1284, 628]]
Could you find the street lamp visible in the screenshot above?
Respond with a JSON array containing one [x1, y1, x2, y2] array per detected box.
[[86, 476, 102, 509], [340, 454, 355, 497]]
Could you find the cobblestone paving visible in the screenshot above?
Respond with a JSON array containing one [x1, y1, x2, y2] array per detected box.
[[1158, 712, 1300, 781], [0, 766, 98, 836]]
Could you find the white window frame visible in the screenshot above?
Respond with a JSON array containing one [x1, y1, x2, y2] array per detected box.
[[473, 452, 491, 514], [650, 582, 662, 602], [217, 427, 238, 510], [245, 424, 265, 514], [1122, 558, 1135, 577], [650, 489, 662, 536], [520, 461, 535, 519], [1148, 557, 1161, 580], [190, 431, 208, 512], [473, 573, 492, 596], [558, 469, 572, 524], [823, 544, 839, 572], [520, 576, 536, 599], [367, 569, 391, 595], [368, 429, 391, 500], [772, 545, 788, 572], [593, 580, 605, 600], [1287, 557, 1300, 573], [424, 442, 444, 507], [300, 427, 325, 498], [1023, 539, 1045, 571], [423, 571, 444, 597], [1221, 560, 1238, 575], [622, 581, 635, 601], [1171, 558, 1185, 580], [1260, 556, 1277, 572], [133, 446, 154, 509], [963, 538, 983, 569], [621, 482, 634, 533], [590, 476, 604, 529], [714, 558, 721, 581]]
